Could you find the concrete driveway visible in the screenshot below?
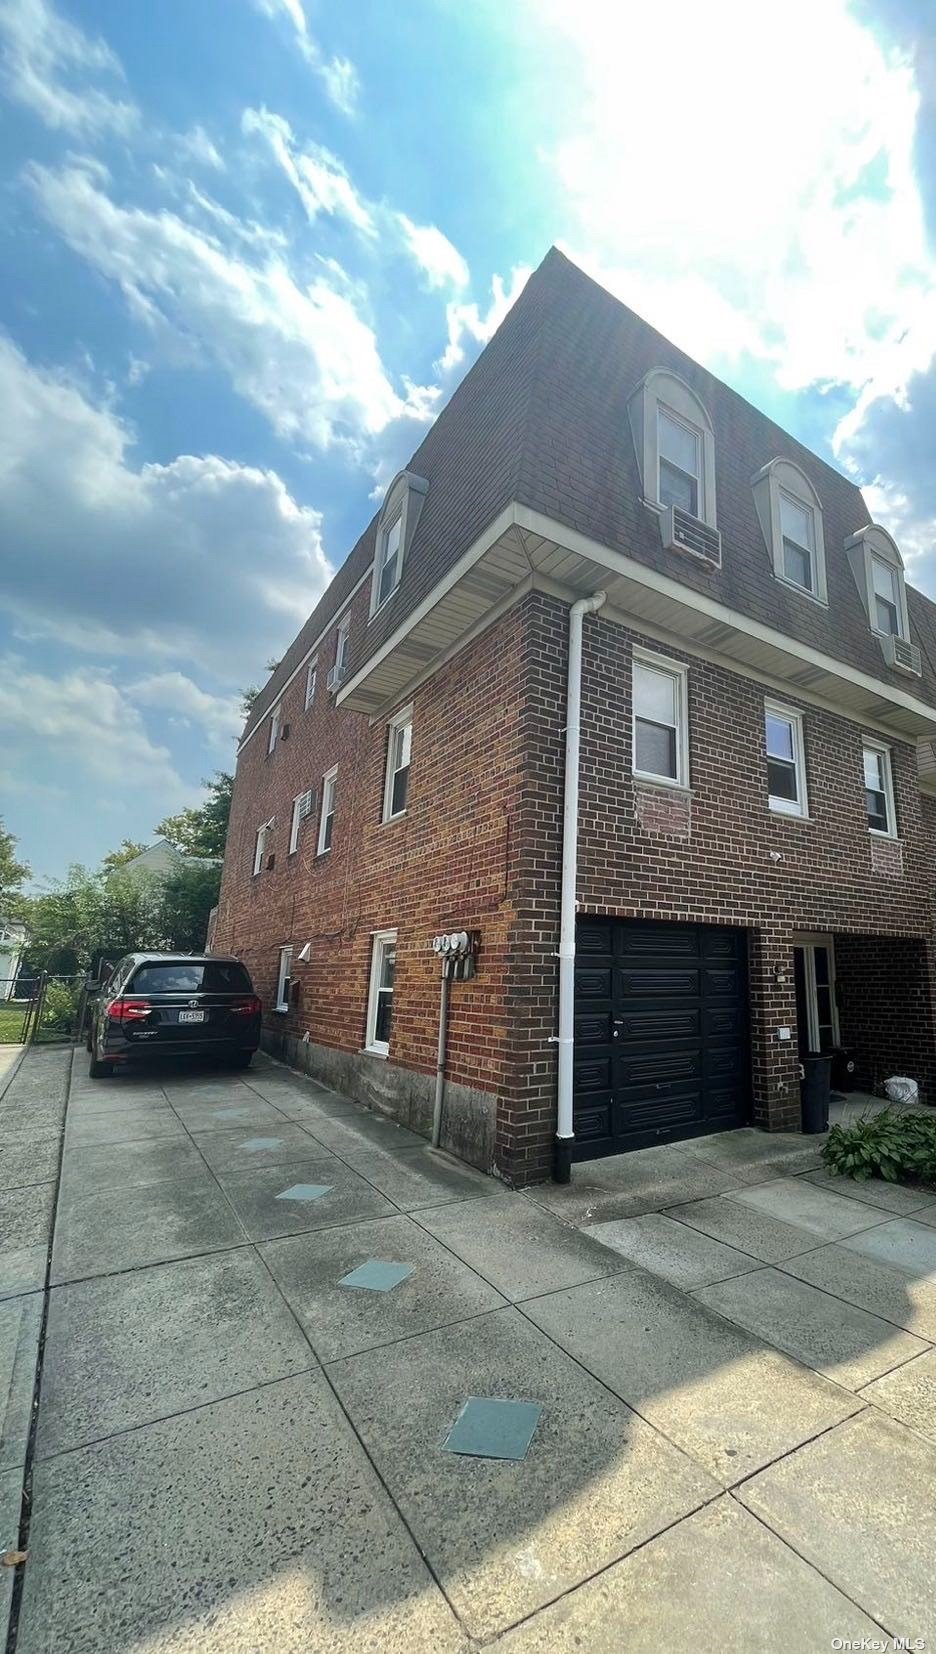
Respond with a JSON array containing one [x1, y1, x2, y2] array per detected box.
[[4, 1049, 936, 1650]]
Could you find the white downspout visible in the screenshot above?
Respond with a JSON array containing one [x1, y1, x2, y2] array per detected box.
[[554, 590, 606, 1182]]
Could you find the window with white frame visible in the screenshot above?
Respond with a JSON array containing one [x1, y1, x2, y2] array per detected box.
[[267, 703, 282, 755], [274, 945, 292, 1012], [252, 818, 273, 875], [779, 490, 817, 595], [317, 766, 337, 854], [627, 370, 717, 528], [289, 788, 314, 854], [863, 741, 896, 837], [871, 559, 901, 637], [365, 930, 396, 1055], [632, 651, 689, 787], [375, 515, 402, 611], [335, 617, 350, 674], [304, 659, 317, 709], [765, 703, 808, 816], [753, 459, 827, 606], [845, 525, 911, 646], [383, 707, 412, 821], [658, 407, 703, 517]]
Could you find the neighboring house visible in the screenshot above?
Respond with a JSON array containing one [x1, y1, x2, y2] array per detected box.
[[0, 921, 26, 998], [214, 248, 936, 1186], [120, 841, 222, 883]]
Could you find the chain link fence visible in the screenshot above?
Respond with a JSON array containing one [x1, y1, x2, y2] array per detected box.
[[0, 975, 88, 1046]]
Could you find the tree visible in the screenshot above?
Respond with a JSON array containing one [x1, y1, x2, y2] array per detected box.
[[155, 861, 221, 953], [22, 863, 163, 976], [100, 840, 148, 875], [0, 820, 30, 918], [155, 772, 233, 859]]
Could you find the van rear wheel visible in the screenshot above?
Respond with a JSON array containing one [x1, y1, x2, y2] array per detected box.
[[89, 1055, 113, 1079]]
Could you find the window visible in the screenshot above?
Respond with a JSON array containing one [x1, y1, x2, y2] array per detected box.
[[304, 660, 317, 709], [289, 788, 314, 854], [871, 559, 901, 637], [368, 470, 429, 619], [628, 370, 717, 528], [383, 707, 412, 820], [845, 525, 910, 647], [317, 767, 337, 855], [632, 651, 689, 788], [753, 459, 827, 605], [268, 703, 282, 755], [275, 945, 292, 1013], [863, 741, 896, 837], [365, 930, 396, 1055], [779, 491, 816, 594], [375, 515, 402, 610], [335, 617, 350, 674], [658, 407, 702, 517], [252, 818, 273, 875], [765, 703, 807, 817], [129, 960, 253, 995]]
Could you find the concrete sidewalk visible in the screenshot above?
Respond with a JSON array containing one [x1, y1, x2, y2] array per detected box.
[[5, 1049, 936, 1649]]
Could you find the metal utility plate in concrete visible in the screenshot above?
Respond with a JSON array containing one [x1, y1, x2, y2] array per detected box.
[[339, 1259, 415, 1293], [275, 1182, 333, 1203], [443, 1396, 542, 1461], [239, 1137, 285, 1152]]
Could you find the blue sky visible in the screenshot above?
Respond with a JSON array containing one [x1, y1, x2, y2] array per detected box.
[[1, 0, 934, 884]]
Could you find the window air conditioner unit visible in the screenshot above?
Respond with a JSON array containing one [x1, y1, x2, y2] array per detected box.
[[281, 723, 290, 740], [660, 504, 722, 568], [326, 662, 345, 692], [880, 633, 921, 677]]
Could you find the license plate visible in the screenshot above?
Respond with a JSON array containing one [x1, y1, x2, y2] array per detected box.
[[178, 1010, 205, 1024]]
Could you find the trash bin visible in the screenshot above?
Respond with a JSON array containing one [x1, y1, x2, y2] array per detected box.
[[830, 1047, 856, 1093], [801, 1053, 832, 1134]]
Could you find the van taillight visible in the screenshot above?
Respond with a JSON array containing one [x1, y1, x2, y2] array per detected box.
[[106, 998, 151, 1022], [231, 996, 261, 1016]]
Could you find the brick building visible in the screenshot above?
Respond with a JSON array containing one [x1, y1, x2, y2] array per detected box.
[[214, 248, 936, 1186]]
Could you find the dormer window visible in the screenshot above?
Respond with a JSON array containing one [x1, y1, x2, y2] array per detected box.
[[753, 459, 827, 606], [658, 408, 702, 517], [845, 524, 915, 670], [369, 469, 429, 619]]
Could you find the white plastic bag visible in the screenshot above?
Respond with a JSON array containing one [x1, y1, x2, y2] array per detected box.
[[885, 1076, 919, 1106]]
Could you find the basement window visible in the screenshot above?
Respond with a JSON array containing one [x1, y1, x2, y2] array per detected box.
[[765, 702, 808, 817], [863, 740, 896, 837], [632, 649, 689, 788], [365, 930, 397, 1056]]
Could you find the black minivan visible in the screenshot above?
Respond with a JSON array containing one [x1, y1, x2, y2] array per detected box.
[[88, 954, 262, 1077]]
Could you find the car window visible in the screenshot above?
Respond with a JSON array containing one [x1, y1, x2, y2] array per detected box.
[[128, 961, 254, 995]]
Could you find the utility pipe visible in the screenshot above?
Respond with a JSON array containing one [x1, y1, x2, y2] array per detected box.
[[554, 590, 607, 1182], [431, 966, 451, 1148]]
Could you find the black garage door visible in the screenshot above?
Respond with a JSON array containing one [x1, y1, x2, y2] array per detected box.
[[573, 918, 750, 1159]]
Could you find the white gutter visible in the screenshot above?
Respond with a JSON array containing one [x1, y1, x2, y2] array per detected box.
[[554, 590, 606, 1183]]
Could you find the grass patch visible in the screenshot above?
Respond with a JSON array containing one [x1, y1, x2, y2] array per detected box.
[[0, 1002, 27, 1044], [822, 1108, 936, 1189]]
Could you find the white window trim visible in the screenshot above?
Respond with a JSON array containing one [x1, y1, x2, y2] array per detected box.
[[252, 818, 273, 876], [631, 647, 690, 790], [382, 705, 413, 822], [862, 737, 897, 839], [317, 766, 337, 856], [753, 458, 827, 607], [304, 660, 317, 710], [274, 945, 292, 1014], [793, 936, 841, 1051], [657, 404, 705, 520], [289, 788, 313, 855], [364, 929, 397, 1057], [267, 703, 282, 755], [368, 471, 429, 621], [765, 700, 809, 818], [845, 524, 910, 645], [335, 617, 350, 671], [628, 370, 717, 529]]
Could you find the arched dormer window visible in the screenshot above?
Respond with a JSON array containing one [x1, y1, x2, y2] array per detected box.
[[845, 523, 919, 674], [752, 458, 827, 606], [628, 370, 718, 530], [369, 470, 429, 618]]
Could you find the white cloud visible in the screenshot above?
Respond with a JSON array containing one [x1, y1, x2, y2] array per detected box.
[[249, 0, 359, 114], [0, 0, 137, 135], [396, 214, 469, 290], [439, 265, 532, 372], [0, 333, 332, 678], [127, 673, 243, 747], [175, 125, 224, 172], [242, 108, 374, 234], [28, 160, 418, 451], [0, 655, 186, 796]]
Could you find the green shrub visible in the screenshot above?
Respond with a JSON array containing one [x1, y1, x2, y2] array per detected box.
[[39, 979, 82, 1037], [822, 1108, 936, 1187]]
